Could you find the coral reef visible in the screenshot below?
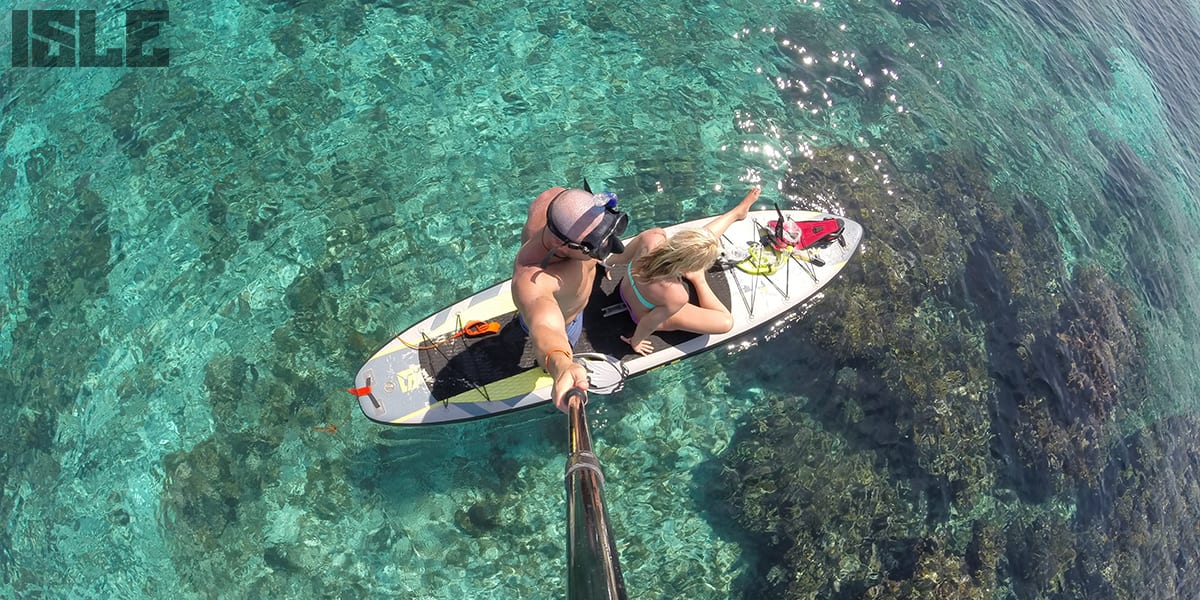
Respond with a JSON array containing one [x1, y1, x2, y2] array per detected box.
[[789, 144, 995, 503], [0, 172, 113, 593], [1074, 415, 1200, 599], [717, 133, 1180, 598], [723, 395, 924, 597]]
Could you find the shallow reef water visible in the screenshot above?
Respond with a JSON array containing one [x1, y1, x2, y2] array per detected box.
[[717, 134, 1197, 597], [3, 0, 1200, 599]]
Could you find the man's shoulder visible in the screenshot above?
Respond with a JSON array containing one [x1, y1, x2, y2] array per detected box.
[[513, 247, 554, 287], [513, 241, 545, 270]]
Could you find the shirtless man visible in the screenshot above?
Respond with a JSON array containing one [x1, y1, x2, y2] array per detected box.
[[512, 186, 629, 412]]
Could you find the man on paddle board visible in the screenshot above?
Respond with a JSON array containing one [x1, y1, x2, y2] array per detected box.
[[513, 185, 629, 412]]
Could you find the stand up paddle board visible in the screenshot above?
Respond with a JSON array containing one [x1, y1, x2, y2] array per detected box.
[[351, 209, 862, 425]]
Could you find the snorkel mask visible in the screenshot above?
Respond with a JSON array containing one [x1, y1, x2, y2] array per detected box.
[[544, 181, 628, 262]]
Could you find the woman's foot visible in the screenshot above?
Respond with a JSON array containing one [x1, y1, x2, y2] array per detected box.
[[704, 186, 763, 239], [733, 187, 761, 220]]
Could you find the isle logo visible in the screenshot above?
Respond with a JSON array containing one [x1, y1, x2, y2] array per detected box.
[[11, 9, 169, 68]]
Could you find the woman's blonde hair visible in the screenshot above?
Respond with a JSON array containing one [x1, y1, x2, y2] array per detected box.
[[632, 228, 720, 280]]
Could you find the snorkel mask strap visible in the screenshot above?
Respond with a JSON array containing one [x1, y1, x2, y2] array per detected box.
[[539, 240, 568, 268], [544, 188, 576, 247]]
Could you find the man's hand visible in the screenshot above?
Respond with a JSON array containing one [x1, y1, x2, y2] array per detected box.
[[550, 358, 590, 412]]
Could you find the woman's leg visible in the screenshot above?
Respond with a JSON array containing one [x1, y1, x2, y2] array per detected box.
[[702, 187, 761, 238]]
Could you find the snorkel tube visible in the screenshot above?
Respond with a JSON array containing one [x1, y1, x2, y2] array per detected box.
[[773, 202, 786, 247]]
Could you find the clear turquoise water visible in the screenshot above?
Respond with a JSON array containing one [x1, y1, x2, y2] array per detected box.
[[3, 1, 1200, 598]]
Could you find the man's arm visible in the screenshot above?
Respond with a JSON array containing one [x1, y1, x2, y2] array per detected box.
[[512, 266, 589, 412]]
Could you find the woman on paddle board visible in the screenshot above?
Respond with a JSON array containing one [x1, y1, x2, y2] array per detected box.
[[615, 187, 761, 355]]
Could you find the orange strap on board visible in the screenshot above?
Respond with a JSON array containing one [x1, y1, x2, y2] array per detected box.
[[460, 320, 501, 338]]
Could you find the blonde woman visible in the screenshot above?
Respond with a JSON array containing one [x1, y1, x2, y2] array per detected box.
[[617, 187, 761, 355]]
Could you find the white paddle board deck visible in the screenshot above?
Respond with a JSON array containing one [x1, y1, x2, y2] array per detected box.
[[352, 210, 862, 425]]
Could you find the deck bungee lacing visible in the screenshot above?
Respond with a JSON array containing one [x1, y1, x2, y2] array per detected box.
[[720, 233, 756, 317], [716, 210, 844, 318], [418, 316, 494, 404]]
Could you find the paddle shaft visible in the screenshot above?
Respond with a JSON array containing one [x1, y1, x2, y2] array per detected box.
[[564, 389, 627, 600]]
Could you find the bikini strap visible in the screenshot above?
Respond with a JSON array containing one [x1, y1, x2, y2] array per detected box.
[[626, 262, 656, 310]]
